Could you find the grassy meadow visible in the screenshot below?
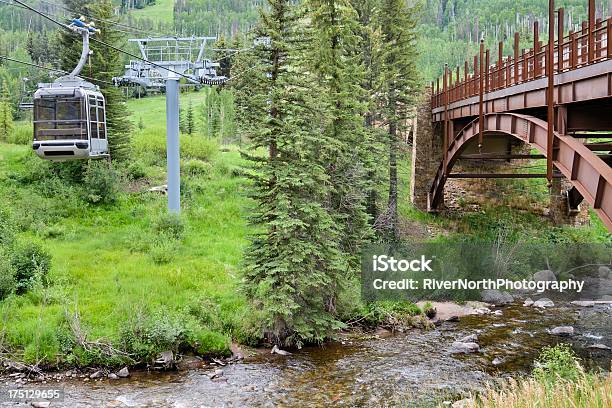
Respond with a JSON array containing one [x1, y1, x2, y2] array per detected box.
[[0, 91, 253, 366]]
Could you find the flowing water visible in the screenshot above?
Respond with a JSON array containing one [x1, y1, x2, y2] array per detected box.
[[3, 304, 611, 408]]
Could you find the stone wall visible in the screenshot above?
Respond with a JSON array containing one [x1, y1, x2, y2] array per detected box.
[[411, 89, 443, 210]]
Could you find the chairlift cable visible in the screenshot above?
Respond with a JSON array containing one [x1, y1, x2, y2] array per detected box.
[[10, 0, 200, 85], [33, 0, 174, 38], [0, 55, 115, 86]]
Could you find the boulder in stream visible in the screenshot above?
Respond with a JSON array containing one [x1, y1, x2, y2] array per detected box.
[[271, 345, 292, 356], [480, 289, 513, 305], [117, 367, 130, 378], [533, 298, 554, 308], [533, 270, 557, 282], [450, 341, 480, 354], [550, 326, 574, 336], [458, 334, 478, 343], [452, 398, 475, 408], [571, 301, 595, 307], [587, 344, 611, 351], [523, 298, 534, 307], [598, 266, 612, 279]]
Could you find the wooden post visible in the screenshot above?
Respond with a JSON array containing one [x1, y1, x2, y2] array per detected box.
[[473, 55, 478, 96], [570, 30, 577, 68], [547, 0, 555, 186], [485, 49, 490, 92], [608, 18, 612, 58], [558, 7, 564, 72], [521, 49, 527, 82], [479, 40, 484, 149], [514, 32, 519, 84], [498, 41, 503, 89], [582, 21, 588, 65], [443, 64, 449, 177], [534, 21, 540, 77], [588, 0, 595, 63]]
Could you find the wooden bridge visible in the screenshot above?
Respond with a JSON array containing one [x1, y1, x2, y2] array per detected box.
[[427, 0, 612, 231]]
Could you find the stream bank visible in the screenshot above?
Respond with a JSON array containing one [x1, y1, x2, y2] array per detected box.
[[1, 301, 610, 407]]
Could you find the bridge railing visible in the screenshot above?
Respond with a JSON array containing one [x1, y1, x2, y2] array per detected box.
[[432, 11, 611, 110]]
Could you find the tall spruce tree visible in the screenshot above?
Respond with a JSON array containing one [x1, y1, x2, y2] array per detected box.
[[376, 0, 420, 241], [59, 0, 132, 162], [350, 0, 384, 225], [305, 0, 373, 273], [242, 0, 346, 347]]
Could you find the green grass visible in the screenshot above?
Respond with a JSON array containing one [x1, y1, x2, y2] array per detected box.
[[129, 0, 174, 25], [0, 91, 253, 366]]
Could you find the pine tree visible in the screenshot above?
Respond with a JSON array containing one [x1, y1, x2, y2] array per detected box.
[[305, 0, 373, 273], [185, 100, 195, 135], [230, 35, 267, 145], [350, 0, 384, 225], [242, 0, 346, 347], [376, 0, 420, 241], [59, 0, 132, 162], [0, 81, 13, 142]]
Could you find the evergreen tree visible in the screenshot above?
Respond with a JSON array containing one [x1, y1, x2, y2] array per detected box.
[[376, 0, 420, 241], [0, 81, 13, 142], [230, 35, 267, 145], [242, 0, 346, 347], [305, 0, 373, 273], [59, 0, 132, 162], [350, 0, 384, 225], [185, 100, 195, 135]]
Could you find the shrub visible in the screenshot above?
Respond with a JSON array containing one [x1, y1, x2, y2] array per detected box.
[[82, 161, 120, 204], [149, 240, 178, 265], [10, 241, 51, 294], [133, 131, 218, 161], [533, 343, 582, 385], [0, 209, 15, 247], [119, 307, 189, 361], [181, 159, 212, 177], [0, 249, 16, 300], [153, 213, 185, 240], [126, 160, 147, 180], [7, 123, 32, 145]]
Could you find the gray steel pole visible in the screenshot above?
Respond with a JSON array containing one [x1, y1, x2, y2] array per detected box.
[[165, 78, 181, 213]]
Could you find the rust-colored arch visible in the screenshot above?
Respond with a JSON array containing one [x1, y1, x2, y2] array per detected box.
[[428, 113, 612, 231]]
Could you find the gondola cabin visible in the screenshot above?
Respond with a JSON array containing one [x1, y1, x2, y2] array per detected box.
[[32, 77, 108, 161]]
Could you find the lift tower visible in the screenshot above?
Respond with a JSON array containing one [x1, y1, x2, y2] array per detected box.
[[114, 37, 227, 214]]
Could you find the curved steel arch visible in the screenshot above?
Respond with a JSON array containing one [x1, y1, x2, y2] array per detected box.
[[428, 113, 612, 231]]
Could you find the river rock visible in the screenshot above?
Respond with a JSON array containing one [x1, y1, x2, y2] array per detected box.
[[208, 369, 224, 380], [550, 326, 574, 336], [600, 295, 612, 301], [450, 341, 480, 354], [117, 367, 129, 378], [598, 266, 611, 279], [89, 370, 104, 379], [271, 345, 292, 356], [458, 334, 478, 343], [452, 398, 475, 408], [523, 298, 534, 307], [108, 373, 119, 380], [30, 402, 50, 408], [533, 270, 557, 282], [587, 344, 611, 351], [533, 298, 554, 308], [571, 301, 595, 307], [492, 357, 503, 366], [480, 289, 513, 305]]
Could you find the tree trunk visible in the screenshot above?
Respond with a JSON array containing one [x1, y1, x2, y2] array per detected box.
[[388, 118, 399, 241]]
